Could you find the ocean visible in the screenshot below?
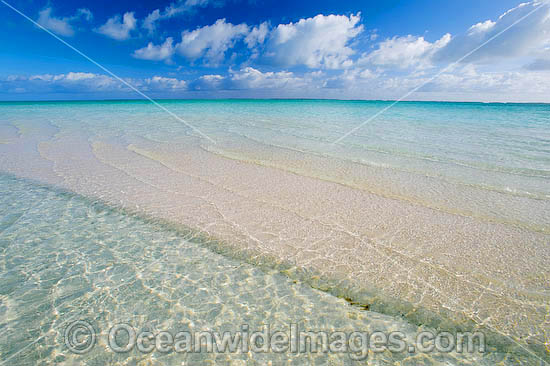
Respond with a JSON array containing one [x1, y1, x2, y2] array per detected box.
[[0, 99, 549, 364]]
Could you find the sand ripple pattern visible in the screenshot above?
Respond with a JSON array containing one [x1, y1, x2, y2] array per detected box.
[[0, 100, 549, 363]]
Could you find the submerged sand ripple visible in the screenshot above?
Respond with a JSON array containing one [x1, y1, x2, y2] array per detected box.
[[0, 102, 549, 361]]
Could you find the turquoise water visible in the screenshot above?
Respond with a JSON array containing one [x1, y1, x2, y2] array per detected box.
[[0, 100, 549, 364], [2, 100, 548, 231]]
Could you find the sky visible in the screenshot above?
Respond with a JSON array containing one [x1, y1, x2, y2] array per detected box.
[[1, 0, 550, 101]]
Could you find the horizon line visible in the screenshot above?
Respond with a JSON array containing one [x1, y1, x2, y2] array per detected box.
[[1, 97, 550, 105]]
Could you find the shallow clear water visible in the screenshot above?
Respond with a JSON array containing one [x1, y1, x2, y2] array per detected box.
[[0, 174, 531, 365], [0, 100, 549, 364], [2, 100, 549, 230]]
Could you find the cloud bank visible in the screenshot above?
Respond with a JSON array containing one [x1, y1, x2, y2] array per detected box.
[[8, 1, 550, 101]]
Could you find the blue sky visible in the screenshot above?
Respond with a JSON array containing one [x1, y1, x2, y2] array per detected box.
[[1, 0, 550, 101]]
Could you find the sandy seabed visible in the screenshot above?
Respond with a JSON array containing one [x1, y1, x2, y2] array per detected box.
[[1, 101, 549, 362]]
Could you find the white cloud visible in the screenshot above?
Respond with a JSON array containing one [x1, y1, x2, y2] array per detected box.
[[245, 22, 270, 48], [263, 13, 363, 69], [10, 2, 550, 102], [354, 1, 549, 75], [37, 8, 73, 36], [229, 67, 307, 89], [186, 67, 317, 90], [76, 9, 94, 22], [468, 20, 496, 35], [188, 74, 226, 90], [418, 66, 550, 98], [96, 12, 137, 41], [360, 33, 451, 70], [27, 72, 119, 90], [355, 1, 549, 73], [136, 14, 363, 69], [143, 76, 187, 90], [434, 1, 550, 63], [63, 72, 98, 81], [313, 62, 550, 102], [143, 0, 220, 34], [0, 72, 189, 96], [143, 10, 161, 34], [133, 38, 176, 63], [323, 67, 377, 89], [176, 19, 249, 65], [4, 64, 550, 102], [36, 7, 93, 37]]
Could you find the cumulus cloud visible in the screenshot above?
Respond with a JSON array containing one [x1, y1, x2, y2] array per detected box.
[[133, 38, 176, 63], [468, 20, 496, 35], [3, 64, 550, 102], [434, 1, 550, 63], [176, 19, 249, 65], [262, 13, 363, 69], [96, 12, 137, 41], [418, 66, 550, 97], [25, 72, 119, 92], [142, 76, 187, 91], [244, 22, 270, 48], [36, 7, 92, 37], [135, 14, 363, 68], [188, 74, 226, 90], [143, 9, 161, 34], [143, 0, 221, 34], [315, 63, 550, 101], [11, 2, 550, 102], [132, 1, 550, 74], [323, 68, 376, 89], [354, 0, 549, 74], [229, 67, 307, 89], [360, 34, 451, 70], [186, 67, 315, 90], [0, 72, 188, 96]]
